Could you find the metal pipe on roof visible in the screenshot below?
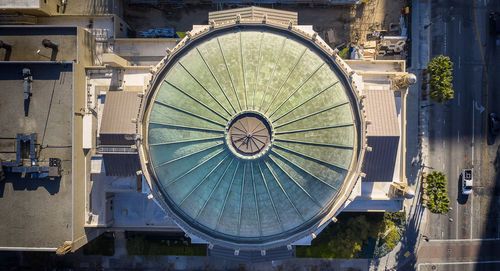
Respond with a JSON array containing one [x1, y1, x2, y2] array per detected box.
[[42, 39, 58, 61], [36, 50, 51, 60], [61, 0, 68, 14], [0, 40, 12, 61], [42, 39, 58, 50]]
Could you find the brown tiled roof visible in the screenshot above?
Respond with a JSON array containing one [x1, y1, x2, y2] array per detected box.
[[100, 91, 142, 136], [364, 89, 399, 136]]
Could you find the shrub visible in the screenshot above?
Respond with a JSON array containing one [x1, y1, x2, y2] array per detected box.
[[372, 212, 405, 258], [425, 171, 451, 214], [427, 55, 454, 103], [384, 227, 400, 250], [338, 47, 350, 59]]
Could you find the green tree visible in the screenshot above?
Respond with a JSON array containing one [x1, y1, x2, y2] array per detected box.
[[425, 171, 451, 214], [296, 213, 384, 258], [427, 55, 454, 103]]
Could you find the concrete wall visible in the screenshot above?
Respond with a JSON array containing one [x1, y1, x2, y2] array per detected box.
[[113, 14, 130, 38], [113, 38, 178, 66], [0, 0, 39, 9], [77, 27, 95, 65], [39, 0, 60, 15], [37, 16, 114, 40], [70, 26, 99, 252], [0, 0, 59, 16]]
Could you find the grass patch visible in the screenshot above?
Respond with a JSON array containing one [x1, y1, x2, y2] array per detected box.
[[126, 234, 206, 256], [82, 232, 115, 256]]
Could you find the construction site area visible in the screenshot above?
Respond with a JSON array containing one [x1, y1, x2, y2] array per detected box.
[[124, 0, 409, 58]]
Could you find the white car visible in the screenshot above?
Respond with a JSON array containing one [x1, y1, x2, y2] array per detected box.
[[462, 169, 473, 195]]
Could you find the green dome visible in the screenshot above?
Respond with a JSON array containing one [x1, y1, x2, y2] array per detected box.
[[143, 25, 361, 249]]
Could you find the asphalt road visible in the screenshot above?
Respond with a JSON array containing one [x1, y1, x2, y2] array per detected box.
[[418, 0, 500, 266]]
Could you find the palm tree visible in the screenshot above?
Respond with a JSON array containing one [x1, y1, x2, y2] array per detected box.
[[427, 56, 454, 103]]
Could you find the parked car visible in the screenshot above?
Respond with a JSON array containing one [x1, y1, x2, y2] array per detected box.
[[490, 113, 500, 136], [462, 169, 473, 195]]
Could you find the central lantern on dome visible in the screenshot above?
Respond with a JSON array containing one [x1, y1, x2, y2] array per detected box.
[[141, 24, 363, 250], [226, 111, 273, 159]]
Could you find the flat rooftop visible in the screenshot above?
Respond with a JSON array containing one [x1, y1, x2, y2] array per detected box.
[[0, 62, 73, 249], [0, 26, 78, 62]]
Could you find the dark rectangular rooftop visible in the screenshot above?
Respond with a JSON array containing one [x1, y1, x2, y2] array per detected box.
[[0, 62, 74, 249], [100, 91, 142, 136]]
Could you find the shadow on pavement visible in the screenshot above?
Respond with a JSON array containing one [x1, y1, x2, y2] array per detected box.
[[456, 174, 469, 205], [475, 138, 500, 233], [486, 133, 496, 146], [474, 167, 500, 270], [494, 145, 500, 171], [370, 164, 426, 271], [393, 202, 425, 270], [0, 172, 61, 197], [476, 7, 500, 268]]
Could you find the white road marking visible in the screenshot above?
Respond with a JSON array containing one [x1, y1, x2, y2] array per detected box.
[[444, 22, 447, 55], [472, 145, 475, 165], [456, 188, 459, 239], [418, 260, 500, 271], [470, 193, 474, 239], [474, 100, 485, 113], [456, 162, 459, 239], [472, 102, 475, 165]]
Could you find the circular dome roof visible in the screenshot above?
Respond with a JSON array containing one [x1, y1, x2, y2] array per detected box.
[[142, 25, 362, 249]]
